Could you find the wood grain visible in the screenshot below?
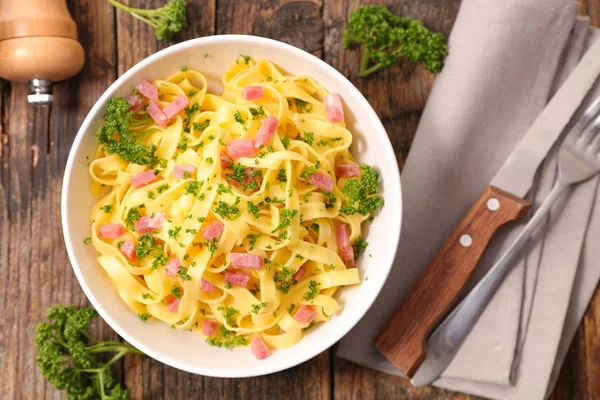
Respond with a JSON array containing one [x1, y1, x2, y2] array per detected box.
[[0, 0, 598, 399], [376, 186, 531, 376]]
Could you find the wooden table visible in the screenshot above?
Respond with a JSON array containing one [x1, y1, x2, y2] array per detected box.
[[1, 1, 598, 399]]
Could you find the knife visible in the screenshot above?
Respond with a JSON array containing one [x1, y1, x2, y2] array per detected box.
[[374, 37, 600, 383]]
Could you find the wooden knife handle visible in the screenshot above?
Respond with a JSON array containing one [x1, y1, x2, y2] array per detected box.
[[375, 185, 531, 377]]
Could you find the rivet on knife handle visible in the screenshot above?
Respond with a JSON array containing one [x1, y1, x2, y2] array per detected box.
[[374, 185, 531, 377]]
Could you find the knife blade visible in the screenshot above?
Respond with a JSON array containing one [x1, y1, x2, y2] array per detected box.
[[375, 36, 600, 383]]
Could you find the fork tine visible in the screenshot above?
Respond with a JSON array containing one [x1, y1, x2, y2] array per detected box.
[[586, 114, 600, 152], [573, 95, 600, 143]]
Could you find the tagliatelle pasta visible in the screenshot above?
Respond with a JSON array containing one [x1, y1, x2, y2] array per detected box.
[[87, 56, 383, 358]]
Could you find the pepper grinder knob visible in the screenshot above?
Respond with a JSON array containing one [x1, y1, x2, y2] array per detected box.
[[0, 0, 85, 105]]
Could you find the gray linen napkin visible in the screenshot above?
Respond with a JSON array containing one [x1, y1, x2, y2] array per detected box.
[[336, 0, 600, 398]]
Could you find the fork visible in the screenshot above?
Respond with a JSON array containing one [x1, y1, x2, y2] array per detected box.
[[411, 95, 600, 387]]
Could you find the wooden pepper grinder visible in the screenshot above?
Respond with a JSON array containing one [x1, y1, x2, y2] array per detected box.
[[0, 0, 85, 105]]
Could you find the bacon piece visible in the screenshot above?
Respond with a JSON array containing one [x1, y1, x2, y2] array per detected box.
[[226, 138, 255, 158], [126, 94, 143, 111], [252, 116, 278, 148], [163, 94, 190, 119], [220, 151, 233, 169], [230, 253, 262, 270], [147, 102, 168, 126], [131, 170, 156, 188], [134, 212, 165, 234], [201, 221, 224, 241], [201, 278, 216, 293], [148, 212, 166, 230], [335, 163, 360, 178], [292, 266, 305, 282], [165, 258, 181, 277], [98, 223, 124, 239], [336, 224, 355, 267], [202, 320, 217, 336], [134, 216, 152, 234], [224, 270, 249, 287], [242, 86, 264, 100], [173, 164, 195, 179], [308, 172, 334, 193], [324, 93, 344, 123], [136, 80, 158, 102], [166, 296, 180, 313], [251, 336, 270, 360], [294, 305, 316, 324], [120, 240, 136, 260]]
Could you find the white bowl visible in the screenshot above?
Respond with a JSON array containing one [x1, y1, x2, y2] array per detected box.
[[62, 35, 402, 378]]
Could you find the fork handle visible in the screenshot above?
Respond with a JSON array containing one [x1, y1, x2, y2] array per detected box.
[[375, 185, 531, 377]]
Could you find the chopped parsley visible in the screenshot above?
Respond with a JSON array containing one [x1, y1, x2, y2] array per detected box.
[[249, 284, 260, 295], [156, 183, 170, 193], [100, 205, 113, 214], [272, 209, 298, 233], [249, 105, 265, 119], [125, 206, 142, 231], [217, 306, 239, 326], [147, 190, 155, 199], [237, 54, 251, 65], [206, 326, 248, 348], [247, 201, 261, 218], [205, 157, 214, 164], [246, 234, 261, 251], [168, 226, 182, 239], [234, 111, 247, 130], [300, 160, 321, 180], [134, 234, 167, 271], [171, 286, 183, 299], [188, 89, 198, 97], [281, 136, 290, 149], [178, 267, 192, 281], [185, 180, 203, 198], [303, 280, 320, 301], [277, 168, 287, 182], [213, 197, 241, 220], [352, 237, 368, 260], [317, 137, 342, 147], [178, 136, 190, 151], [216, 183, 233, 195], [224, 282, 233, 289], [192, 120, 209, 132], [250, 302, 268, 314], [296, 131, 315, 146], [295, 98, 313, 113], [142, 293, 156, 301], [180, 65, 188, 72], [287, 304, 295, 314], [140, 312, 151, 321], [183, 103, 201, 130], [83, 237, 92, 245], [204, 238, 218, 258], [274, 266, 296, 293]]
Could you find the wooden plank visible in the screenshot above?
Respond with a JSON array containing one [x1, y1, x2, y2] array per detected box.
[[217, 0, 324, 57], [113, 1, 216, 398], [116, 0, 216, 76], [0, 0, 117, 398]]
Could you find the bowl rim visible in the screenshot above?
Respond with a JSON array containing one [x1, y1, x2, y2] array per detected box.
[[61, 34, 402, 378]]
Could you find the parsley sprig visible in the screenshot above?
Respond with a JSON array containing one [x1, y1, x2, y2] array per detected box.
[[96, 97, 158, 166], [340, 164, 384, 216]]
